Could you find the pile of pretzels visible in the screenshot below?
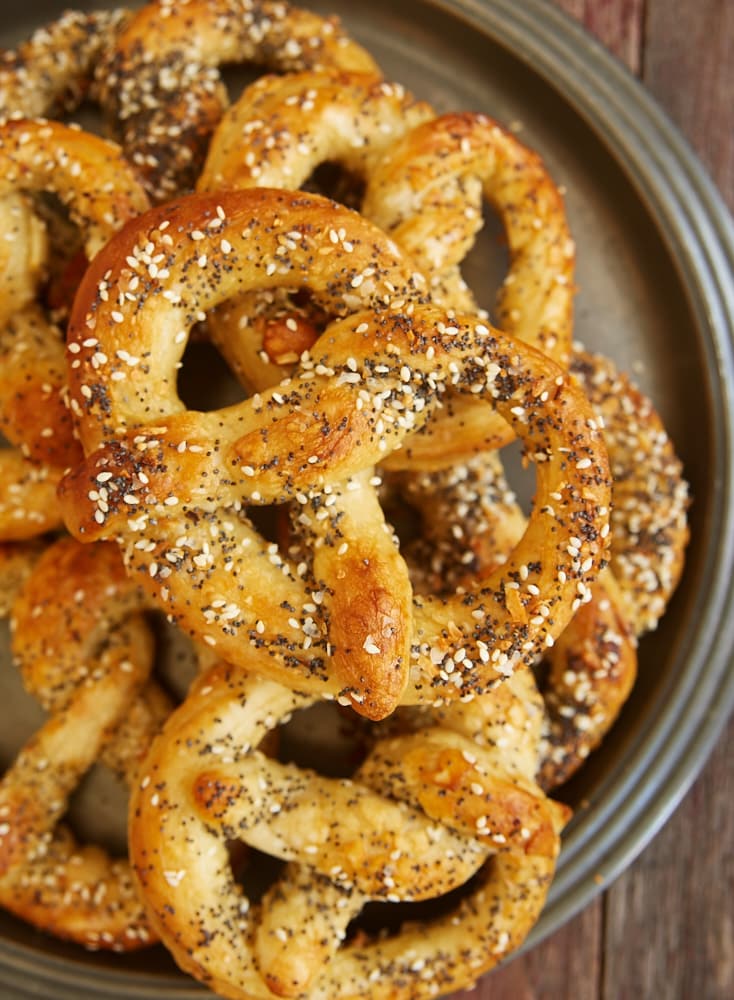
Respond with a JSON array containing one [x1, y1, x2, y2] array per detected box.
[[0, 2, 689, 998]]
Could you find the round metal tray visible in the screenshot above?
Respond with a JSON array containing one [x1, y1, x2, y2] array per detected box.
[[2, 0, 734, 997]]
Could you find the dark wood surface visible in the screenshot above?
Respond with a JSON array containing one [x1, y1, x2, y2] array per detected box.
[[458, 2, 734, 998]]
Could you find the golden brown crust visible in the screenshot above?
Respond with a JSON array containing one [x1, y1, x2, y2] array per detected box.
[[0, 303, 80, 468], [0, 538, 160, 950], [56, 190, 610, 711], [0, 539, 45, 616], [0, 450, 64, 540], [198, 68, 434, 391], [0, 116, 150, 543], [363, 111, 575, 468], [0, 8, 125, 119], [129, 659, 565, 998], [199, 70, 432, 194], [97, 0, 380, 200]]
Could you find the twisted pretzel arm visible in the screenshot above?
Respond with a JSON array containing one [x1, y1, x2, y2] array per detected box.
[[97, 0, 379, 200], [362, 111, 575, 467], [0, 8, 125, 118], [0, 451, 63, 539], [0, 613, 156, 950]]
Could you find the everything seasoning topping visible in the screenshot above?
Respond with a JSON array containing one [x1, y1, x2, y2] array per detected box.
[[0, 3, 689, 995]]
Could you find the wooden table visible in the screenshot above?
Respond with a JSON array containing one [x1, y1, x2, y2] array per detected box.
[[458, 2, 734, 997]]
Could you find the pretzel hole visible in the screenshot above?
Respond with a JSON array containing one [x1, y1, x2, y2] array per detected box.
[[277, 700, 371, 778], [302, 161, 366, 211], [502, 437, 537, 515], [221, 64, 272, 106], [23, 192, 86, 316], [460, 201, 509, 316], [348, 865, 487, 940], [230, 842, 288, 902], [0, 621, 45, 767], [176, 337, 247, 412]]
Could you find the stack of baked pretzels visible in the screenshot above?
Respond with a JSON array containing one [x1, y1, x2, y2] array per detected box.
[[0, 2, 689, 998]]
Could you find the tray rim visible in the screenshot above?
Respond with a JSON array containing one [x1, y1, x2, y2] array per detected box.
[[1, 0, 734, 994]]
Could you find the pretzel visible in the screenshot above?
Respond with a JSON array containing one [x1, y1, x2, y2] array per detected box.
[[96, 0, 380, 200], [0, 8, 125, 119], [398, 348, 688, 787], [0, 118, 149, 542], [360, 111, 576, 468], [56, 186, 610, 720], [198, 68, 434, 391], [0, 537, 162, 950], [129, 652, 567, 999]]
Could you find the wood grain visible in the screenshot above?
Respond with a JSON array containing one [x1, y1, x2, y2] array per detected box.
[[553, 0, 645, 72], [464, 1, 734, 996], [603, 0, 734, 996], [645, 0, 734, 208]]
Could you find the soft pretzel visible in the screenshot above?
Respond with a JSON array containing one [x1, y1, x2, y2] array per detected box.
[[361, 111, 575, 468], [398, 348, 688, 787], [57, 187, 610, 718], [0, 538, 162, 950], [129, 654, 567, 999], [0, 8, 125, 119], [0, 118, 149, 542], [58, 188, 427, 718], [96, 0, 380, 200], [198, 68, 434, 391]]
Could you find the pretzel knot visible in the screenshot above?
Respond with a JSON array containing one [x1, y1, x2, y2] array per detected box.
[[0, 537, 164, 949], [58, 188, 611, 718], [130, 658, 568, 999]]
